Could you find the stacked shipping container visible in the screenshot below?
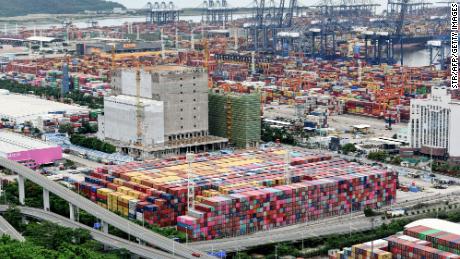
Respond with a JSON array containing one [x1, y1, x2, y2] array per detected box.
[[330, 235, 460, 259], [386, 235, 460, 259], [75, 149, 396, 238], [405, 225, 460, 255]]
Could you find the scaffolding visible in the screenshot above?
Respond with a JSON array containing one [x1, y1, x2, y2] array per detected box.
[[209, 91, 261, 148]]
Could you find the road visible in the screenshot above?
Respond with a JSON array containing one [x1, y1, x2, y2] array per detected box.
[[0, 157, 213, 259], [63, 154, 105, 169], [0, 205, 177, 259], [0, 215, 25, 242]]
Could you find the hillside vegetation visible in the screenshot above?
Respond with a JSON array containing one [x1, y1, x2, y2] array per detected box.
[[0, 0, 124, 17]]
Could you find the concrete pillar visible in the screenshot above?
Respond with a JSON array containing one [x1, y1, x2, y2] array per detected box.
[[18, 175, 25, 205], [69, 203, 76, 221], [102, 221, 109, 234], [43, 189, 50, 211]]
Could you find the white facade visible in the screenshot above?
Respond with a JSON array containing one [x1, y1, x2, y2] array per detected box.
[[409, 86, 460, 157], [112, 66, 209, 140], [99, 95, 164, 147]]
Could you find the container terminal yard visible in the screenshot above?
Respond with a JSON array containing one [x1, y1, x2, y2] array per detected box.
[[0, 0, 458, 258]]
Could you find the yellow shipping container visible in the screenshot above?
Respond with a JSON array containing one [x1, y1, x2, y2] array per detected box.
[[117, 186, 132, 195], [113, 178, 124, 185], [118, 195, 134, 203], [128, 190, 141, 199], [97, 188, 114, 195]]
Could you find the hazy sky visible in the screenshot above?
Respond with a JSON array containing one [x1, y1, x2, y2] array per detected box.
[[111, 0, 445, 9]]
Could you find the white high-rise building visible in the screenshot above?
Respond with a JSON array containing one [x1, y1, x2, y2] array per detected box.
[[408, 86, 460, 158]]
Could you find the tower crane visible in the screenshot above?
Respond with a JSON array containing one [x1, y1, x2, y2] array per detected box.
[[135, 60, 143, 148]]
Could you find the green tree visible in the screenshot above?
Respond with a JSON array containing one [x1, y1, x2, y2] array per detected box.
[[70, 135, 116, 154], [341, 143, 357, 155], [367, 151, 388, 162], [391, 156, 402, 166], [363, 207, 375, 217], [3, 206, 25, 232], [24, 221, 91, 250], [58, 123, 74, 135]]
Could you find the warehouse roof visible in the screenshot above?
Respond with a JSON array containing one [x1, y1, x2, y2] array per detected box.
[[0, 131, 57, 153], [405, 219, 460, 236], [26, 36, 59, 43], [0, 93, 88, 123]]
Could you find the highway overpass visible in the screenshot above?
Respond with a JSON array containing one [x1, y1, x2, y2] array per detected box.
[[0, 215, 25, 242], [0, 157, 212, 259], [0, 205, 177, 258]]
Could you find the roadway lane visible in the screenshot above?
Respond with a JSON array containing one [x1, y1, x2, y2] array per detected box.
[[63, 154, 104, 169], [0, 215, 25, 242], [0, 205, 176, 259], [0, 157, 213, 259]]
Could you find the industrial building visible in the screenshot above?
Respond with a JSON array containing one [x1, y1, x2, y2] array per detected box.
[[407, 86, 460, 159], [209, 90, 261, 148], [0, 90, 88, 130], [0, 131, 62, 168], [100, 65, 227, 158], [78, 41, 162, 56]]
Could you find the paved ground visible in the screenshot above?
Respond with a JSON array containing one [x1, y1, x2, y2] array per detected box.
[[328, 114, 407, 138], [63, 154, 104, 169], [263, 104, 408, 139]]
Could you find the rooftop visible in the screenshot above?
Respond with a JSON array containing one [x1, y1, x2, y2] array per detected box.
[[0, 92, 88, 121], [25, 36, 58, 43], [405, 218, 460, 236], [0, 131, 57, 153]]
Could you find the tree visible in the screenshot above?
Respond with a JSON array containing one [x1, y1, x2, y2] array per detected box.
[[24, 221, 91, 250], [58, 123, 74, 135], [391, 156, 402, 166], [70, 135, 116, 154], [367, 151, 388, 162], [364, 207, 375, 217], [341, 143, 357, 155], [3, 206, 25, 232]]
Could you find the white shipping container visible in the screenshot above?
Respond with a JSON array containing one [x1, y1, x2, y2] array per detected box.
[[128, 199, 139, 214], [136, 212, 144, 222]]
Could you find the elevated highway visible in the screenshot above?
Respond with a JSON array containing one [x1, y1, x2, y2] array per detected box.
[[0, 215, 25, 242], [0, 157, 212, 259]]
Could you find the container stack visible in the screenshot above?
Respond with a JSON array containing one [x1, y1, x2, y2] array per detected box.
[[404, 225, 460, 255], [178, 168, 396, 240], [349, 240, 392, 259], [386, 234, 460, 259], [75, 149, 396, 235]]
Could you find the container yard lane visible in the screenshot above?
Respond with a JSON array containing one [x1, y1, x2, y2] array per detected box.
[[0, 157, 213, 259]]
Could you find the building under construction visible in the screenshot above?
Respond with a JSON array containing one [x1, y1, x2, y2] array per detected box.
[[209, 90, 261, 148], [99, 65, 228, 158]]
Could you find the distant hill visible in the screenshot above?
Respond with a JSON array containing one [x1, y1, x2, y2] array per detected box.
[[0, 0, 125, 17]]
